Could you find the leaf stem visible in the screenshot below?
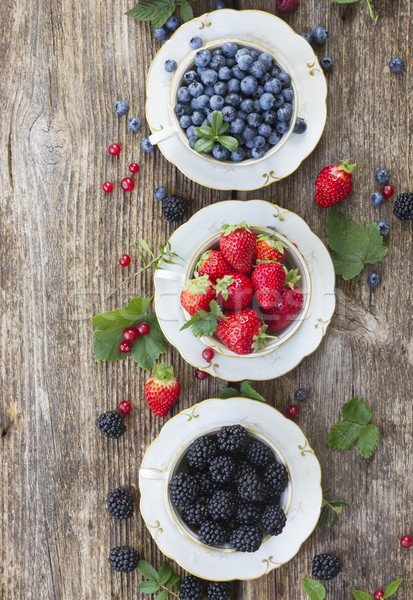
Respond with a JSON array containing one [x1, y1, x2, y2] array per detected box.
[[365, 0, 375, 20], [160, 585, 178, 598]]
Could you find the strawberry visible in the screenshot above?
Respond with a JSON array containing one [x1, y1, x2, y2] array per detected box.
[[263, 285, 304, 332], [144, 363, 181, 417], [215, 273, 253, 310], [253, 234, 287, 265], [216, 309, 270, 355], [220, 222, 257, 274], [276, 0, 300, 12], [196, 250, 234, 281], [180, 274, 216, 316], [315, 159, 357, 207], [251, 261, 286, 310]]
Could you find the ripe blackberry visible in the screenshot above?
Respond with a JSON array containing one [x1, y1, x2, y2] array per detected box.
[[230, 525, 262, 552], [108, 546, 139, 572], [96, 411, 126, 439], [233, 499, 263, 525], [192, 471, 216, 497], [245, 440, 274, 469], [312, 553, 342, 580], [169, 472, 199, 507], [209, 455, 236, 484], [198, 520, 230, 546], [206, 581, 232, 600], [263, 462, 289, 496], [162, 195, 187, 222], [233, 460, 258, 484], [216, 424, 250, 456], [187, 436, 218, 472], [207, 490, 235, 522], [106, 487, 134, 519], [261, 504, 286, 536], [180, 575, 205, 600], [182, 497, 208, 528], [393, 193, 413, 220], [236, 470, 268, 504]]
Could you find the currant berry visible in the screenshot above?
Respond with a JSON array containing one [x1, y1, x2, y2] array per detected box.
[[118, 401, 132, 415], [136, 322, 150, 336], [121, 177, 135, 192], [400, 535, 413, 548], [108, 143, 121, 156], [195, 369, 209, 380], [119, 254, 131, 267], [129, 163, 140, 173], [122, 327, 138, 343], [373, 591, 385, 600], [119, 341, 131, 353], [103, 182, 114, 193], [202, 348, 215, 362], [382, 184, 394, 198], [286, 405, 300, 418]]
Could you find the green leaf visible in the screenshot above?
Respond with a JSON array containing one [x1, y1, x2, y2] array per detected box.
[[302, 578, 326, 600], [166, 573, 181, 588], [384, 579, 403, 598], [194, 125, 214, 138], [240, 381, 266, 402], [194, 138, 215, 153], [211, 110, 223, 134], [356, 424, 379, 458], [329, 500, 350, 509], [130, 313, 167, 370], [179, 0, 193, 22], [126, 0, 176, 28], [331, 0, 360, 3], [138, 560, 160, 581], [329, 512, 339, 527], [218, 135, 239, 151], [139, 238, 155, 257], [157, 563, 172, 586], [342, 397, 372, 425], [352, 591, 374, 600], [219, 387, 242, 399], [328, 421, 364, 451], [138, 581, 161, 594], [180, 300, 225, 337], [317, 505, 329, 528], [326, 210, 388, 280], [91, 297, 150, 331], [155, 591, 168, 600], [218, 122, 229, 135]]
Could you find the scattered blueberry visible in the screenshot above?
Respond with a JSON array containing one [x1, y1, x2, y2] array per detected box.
[[293, 118, 307, 134], [370, 192, 384, 206], [115, 99, 129, 115], [375, 168, 390, 185], [165, 14, 181, 32], [300, 32, 313, 44], [320, 57, 333, 72], [312, 26, 328, 45], [367, 273, 381, 287], [294, 388, 308, 402], [165, 60, 177, 73], [377, 221, 390, 236], [389, 57, 405, 74], [141, 138, 155, 153], [154, 186, 168, 202], [215, 0, 228, 7], [154, 27, 168, 41], [189, 37, 203, 50], [127, 117, 142, 132]]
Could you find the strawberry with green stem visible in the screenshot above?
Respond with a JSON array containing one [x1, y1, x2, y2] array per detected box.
[[315, 159, 357, 208], [215, 273, 253, 310], [220, 222, 257, 274], [216, 308, 275, 355], [251, 260, 286, 310], [144, 363, 181, 418], [196, 250, 234, 281], [263, 270, 303, 332], [254, 234, 287, 265], [180, 274, 216, 316]]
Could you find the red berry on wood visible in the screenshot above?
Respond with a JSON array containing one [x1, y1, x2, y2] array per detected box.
[[118, 401, 132, 415], [286, 405, 300, 418], [400, 535, 413, 548], [108, 143, 121, 156], [102, 181, 114, 193], [121, 177, 135, 191], [195, 369, 209, 380], [122, 327, 138, 343], [119, 341, 131, 353], [129, 163, 140, 173], [137, 322, 150, 336], [202, 347, 215, 362], [119, 254, 131, 267], [382, 184, 394, 198], [373, 592, 385, 600]]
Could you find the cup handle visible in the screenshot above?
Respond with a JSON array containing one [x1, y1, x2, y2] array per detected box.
[[139, 467, 169, 480], [149, 126, 178, 146]]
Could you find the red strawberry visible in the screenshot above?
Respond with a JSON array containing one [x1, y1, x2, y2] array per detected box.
[[276, 0, 300, 12], [315, 159, 357, 207], [251, 261, 286, 309], [220, 222, 257, 274], [180, 274, 216, 316], [196, 250, 234, 281], [144, 363, 181, 417], [254, 234, 287, 265], [216, 309, 269, 355], [215, 273, 253, 310], [263, 285, 304, 332]]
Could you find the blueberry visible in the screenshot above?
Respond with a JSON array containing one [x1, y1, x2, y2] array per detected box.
[[260, 93, 275, 110], [377, 221, 390, 236], [250, 50, 259, 60], [201, 69, 218, 86], [189, 37, 203, 50], [231, 147, 246, 162], [253, 135, 266, 149], [218, 66, 232, 80], [252, 86, 264, 100], [294, 388, 308, 402], [258, 123, 272, 138], [181, 103, 193, 115], [194, 49, 211, 67], [128, 117, 142, 132], [214, 81, 228, 96], [375, 168, 390, 185], [367, 272, 381, 287], [245, 139, 255, 149], [212, 49, 223, 56], [389, 57, 405, 73], [247, 112, 262, 127], [300, 32, 313, 44], [243, 126, 257, 141], [222, 42, 238, 57], [249, 61, 266, 79], [165, 60, 177, 73], [154, 27, 168, 41], [197, 66, 208, 77], [154, 186, 168, 201], [233, 133, 245, 146], [252, 100, 262, 113], [281, 87, 294, 101], [270, 66, 281, 78], [204, 85, 215, 97], [188, 81, 204, 97], [189, 136, 198, 149], [293, 118, 307, 134], [268, 130, 281, 145], [370, 192, 384, 206], [320, 57, 333, 72], [276, 72, 291, 87], [251, 147, 265, 159], [264, 78, 282, 94], [212, 143, 230, 161], [141, 138, 155, 153], [240, 75, 258, 95], [232, 66, 245, 80], [277, 103, 293, 121], [276, 120, 289, 134], [226, 58, 236, 68], [180, 115, 192, 128], [241, 98, 254, 114], [225, 93, 241, 107], [236, 48, 250, 60], [238, 54, 254, 71], [227, 78, 241, 92], [230, 118, 246, 134], [165, 14, 181, 32], [210, 95, 225, 110], [174, 103, 185, 116], [222, 106, 237, 122], [210, 54, 226, 70], [183, 70, 199, 85], [245, 148, 253, 158], [274, 94, 285, 108], [115, 99, 129, 115], [312, 26, 328, 45], [177, 86, 191, 103], [215, 0, 228, 8], [263, 110, 277, 124], [186, 125, 196, 138], [191, 110, 205, 125], [258, 52, 273, 69], [191, 97, 200, 110], [237, 110, 247, 121]]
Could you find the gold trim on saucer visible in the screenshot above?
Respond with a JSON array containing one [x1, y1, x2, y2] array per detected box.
[[262, 556, 282, 574], [307, 60, 321, 76], [315, 317, 332, 336], [262, 171, 280, 186], [147, 520, 164, 540]]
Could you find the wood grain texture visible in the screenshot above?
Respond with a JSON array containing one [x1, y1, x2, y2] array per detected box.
[[0, 0, 411, 599]]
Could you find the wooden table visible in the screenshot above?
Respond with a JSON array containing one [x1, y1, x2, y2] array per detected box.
[[1, 0, 412, 598]]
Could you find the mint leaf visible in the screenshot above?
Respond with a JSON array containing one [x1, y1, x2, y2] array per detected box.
[[155, 592, 168, 600], [138, 560, 159, 581], [352, 592, 374, 600], [126, 0, 176, 28], [342, 397, 372, 425], [179, 0, 193, 22], [356, 424, 379, 458], [326, 210, 388, 280], [211, 110, 223, 134], [328, 421, 364, 450], [240, 381, 266, 402], [219, 387, 242, 399], [91, 297, 150, 331], [138, 581, 161, 594], [194, 138, 215, 153], [302, 578, 326, 600], [157, 562, 172, 585], [384, 579, 403, 598], [219, 135, 239, 151], [130, 313, 167, 370], [180, 300, 225, 337]]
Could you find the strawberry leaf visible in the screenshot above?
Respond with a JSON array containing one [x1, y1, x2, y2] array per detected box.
[[342, 397, 372, 425], [126, 0, 176, 28], [130, 313, 167, 370], [356, 424, 379, 459], [180, 300, 225, 337], [179, 0, 193, 22], [327, 421, 364, 451]]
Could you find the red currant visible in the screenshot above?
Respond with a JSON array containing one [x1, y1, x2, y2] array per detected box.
[[119, 254, 131, 267], [118, 401, 132, 415], [286, 405, 300, 418], [382, 184, 394, 198], [102, 181, 113, 193], [137, 322, 150, 336], [122, 327, 138, 343], [121, 177, 135, 192], [400, 535, 413, 548], [195, 369, 209, 380], [228, 382, 241, 391], [129, 163, 140, 173], [202, 347, 215, 362], [108, 143, 121, 156], [374, 591, 385, 600], [119, 341, 131, 353]]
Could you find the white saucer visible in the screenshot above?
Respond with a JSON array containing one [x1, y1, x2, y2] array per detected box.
[[154, 200, 336, 381], [145, 9, 327, 190]]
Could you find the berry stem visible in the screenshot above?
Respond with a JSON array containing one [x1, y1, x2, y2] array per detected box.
[[160, 586, 178, 598], [365, 0, 375, 20]]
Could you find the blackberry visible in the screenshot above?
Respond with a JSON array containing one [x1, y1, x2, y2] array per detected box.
[[233, 499, 263, 525], [192, 471, 216, 497], [312, 553, 342, 581], [180, 575, 205, 600], [261, 504, 286, 536], [263, 462, 289, 496], [187, 436, 218, 472], [216, 424, 249, 456], [182, 497, 208, 528], [108, 546, 139, 572], [230, 525, 262, 552], [393, 193, 413, 221], [169, 472, 199, 507], [198, 520, 230, 546], [206, 581, 232, 600], [209, 455, 236, 484], [96, 411, 126, 439], [233, 460, 258, 485], [207, 490, 235, 522], [106, 487, 134, 519], [245, 441, 274, 469], [236, 470, 268, 504], [162, 195, 187, 222]]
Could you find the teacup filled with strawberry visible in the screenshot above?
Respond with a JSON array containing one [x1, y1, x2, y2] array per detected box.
[[180, 222, 311, 356]]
